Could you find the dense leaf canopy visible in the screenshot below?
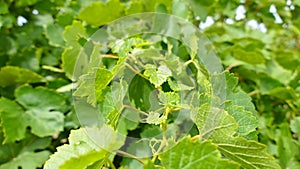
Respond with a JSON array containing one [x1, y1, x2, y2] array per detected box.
[[0, 0, 299, 168]]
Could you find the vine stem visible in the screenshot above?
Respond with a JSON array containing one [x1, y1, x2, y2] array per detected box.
[[106, 157, 116, 169], [191, 135, 201, 141], [115, 150, 144, 164], [123, 104, 148, 116], [151, 106, 170, 162], [248, 90, 259, 96], [124, 63, 148, 79], [100, 54, 119, 59]]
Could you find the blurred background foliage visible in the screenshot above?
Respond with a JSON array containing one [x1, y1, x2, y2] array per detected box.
[[0, 0, 300, 168]]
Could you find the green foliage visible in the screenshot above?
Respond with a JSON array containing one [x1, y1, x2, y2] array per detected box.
[[1, 0, 300, 168], [160, 137, 240, 169]]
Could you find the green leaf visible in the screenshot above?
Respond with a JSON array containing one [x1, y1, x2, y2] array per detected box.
[[276, 123, 299, 168], [44, 126, 125, 169], [268, 87, 297, 100], [191, 101, 238, 140], [106, 80, 128, 128], [0, 2, 8, 14], [143, 159, 156, 169], [225, 72, 256, 114], [225, 102, 258, 137], [160, 136, 240, 169], [0, 151, 50, 169], [158, 91, 180, 107], [63, 21, 86, 47], [73, 68, 113, 107], [231, 46, 265, 65], [0, 98, 27, 143], [44, 23, 65, 47], [167, 78, 194, 91], [146, 111, 165, 125], [129, 74, 155, 111], [188, 0, 209, 20], [15, 0, 39, 7], [0, 86, 65, 143], [125, 1, 144, 15], [95, 68, 114, 102], [291, 117, 300, 144], [217, 137, 281, 169], [144, 64, 172, 88], [117, 108, 140, 134], [78, 0, 125, 27], [143, 0, 172, 12], [0, 133, 51, 164], [275, 51, 300, 70], [16, 85, 65, 137], [61, 45, 88, 80], [0, 66, 43, 87], [172, 0, 189, 19]]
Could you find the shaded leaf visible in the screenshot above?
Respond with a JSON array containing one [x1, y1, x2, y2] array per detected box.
[[0, 66, 42, 87]]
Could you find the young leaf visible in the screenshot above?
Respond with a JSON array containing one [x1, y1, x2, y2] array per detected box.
[[44, 126, 125, 169], [73, 68, 113, 106], [146, 111, 165, 125], [144, 64, 172, 88], [158, 91, 180, 107]]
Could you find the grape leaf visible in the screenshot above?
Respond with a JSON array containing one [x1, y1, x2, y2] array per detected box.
[[44, 23, 65, 47], [0, 151, 50, 169], [158, 91, 180, 107], [225, 72, 256, 114], [191, 99, 238, 140], [0, 2, 8, 14], [0, 98, 28, 143], [44, 126, 125, 169], [95, 68, 114, 102], [106, 80, 128, 128], [167, 78, 194, 91], [231, 46, 265, 65], [15, 85, 65, 137], [146, 111, 165, 125], [63, 21, 86, 47], [61, 45, 89, 80], [129, 74, 155, 111], [62, 21, 88, 80], [73, 68, 113, 107], [172, 0, 189, 19], [78, 0, 125, 27], [0, 66, 43, 87], [0, 85, 65, 143], [225, 102, 258, 137], [144, 64, 172, 88], [217, 137, 281, 169], [0, 133, 51, 165], [125, 0, 144, 15], [159, 136, 240, 169]]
